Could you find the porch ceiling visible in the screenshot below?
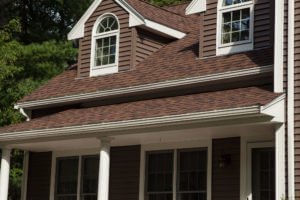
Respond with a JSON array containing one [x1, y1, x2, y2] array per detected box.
[[0, 87, 282, 143]]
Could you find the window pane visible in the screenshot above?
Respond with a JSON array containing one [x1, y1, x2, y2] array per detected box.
[[223, 23, 231, 33], [146, 151, 173, 200], [56, 157, 79, 197], [177, 149, 207, 200], [223, 0, 250, 6], [221, 8, 250, 44], [97, 16, 118, 33], [232, 10, 240, 21], [81, 156, 99, 200], [178, 193, 206, 200], [223, 12, 231, 23], [57, 196, 77, 200], [95, 35, 117, 67], [252, 148, 275, 200]]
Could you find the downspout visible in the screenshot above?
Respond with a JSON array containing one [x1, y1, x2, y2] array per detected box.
[[14, 105, 31, 122], [288, 0, 295, 198]]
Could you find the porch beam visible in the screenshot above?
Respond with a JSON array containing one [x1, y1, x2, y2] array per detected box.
[[97, 137, 112, 200], [0, 148, 11, 200]]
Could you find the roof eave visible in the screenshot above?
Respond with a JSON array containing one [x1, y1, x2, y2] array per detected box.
[[0, 106, 264, 143], [16, 65, 273, 110]]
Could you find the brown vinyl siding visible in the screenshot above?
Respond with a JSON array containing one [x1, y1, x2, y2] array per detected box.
[[212, 137, 240, 200], [135, 28, 171, 66], [253, 0, 275, 49], [201, 0, 274, 58], [79, 0, 132, 77], [109, 145, 141, 200], [26, 152, 52, 200], [295, 0, 300, 197], [202, 0, 217, 58]]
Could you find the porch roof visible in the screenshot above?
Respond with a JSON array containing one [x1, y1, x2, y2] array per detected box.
[[1, 87, 280, 137]]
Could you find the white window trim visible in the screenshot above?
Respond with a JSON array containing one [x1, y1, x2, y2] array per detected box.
[[90, 13, 120, 77], [216, 1, 254, 56], [139, 140, 212, 200], [49, 149, 100, 200]]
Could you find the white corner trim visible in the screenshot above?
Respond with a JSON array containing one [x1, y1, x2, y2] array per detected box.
[[144, 19, 186, 39], [139, 140, 212, 200], [273, 0, 284, 93], [16, 65, 273, 109], [185, 0, 207, 15], [67, 0, 144, 40], [287, 0, 295, 197], [0, 106, 261, 142], [260, 94, 285, 123]]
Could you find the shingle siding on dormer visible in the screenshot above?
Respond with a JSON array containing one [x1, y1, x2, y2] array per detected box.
[[200, 0, 275, 58]]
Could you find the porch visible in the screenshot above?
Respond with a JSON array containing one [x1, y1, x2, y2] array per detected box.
[[0, 122, 284, 200], [0, 87, 285, 200]]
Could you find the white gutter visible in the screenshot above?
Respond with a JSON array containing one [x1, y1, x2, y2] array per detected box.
[[288, 0, 295, 197], [0, 106, 263, 142], [16, 65, 273, 109]]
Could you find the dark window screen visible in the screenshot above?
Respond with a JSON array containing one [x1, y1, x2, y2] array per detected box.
[[252, 148, 275, 200]]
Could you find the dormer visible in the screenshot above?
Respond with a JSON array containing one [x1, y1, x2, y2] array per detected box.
[[186, 0, 275, 57], [68, 0, 187, 78]]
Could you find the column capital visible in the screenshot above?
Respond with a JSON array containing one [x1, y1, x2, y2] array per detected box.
[[0, 145, 12, 151], [97, 137, 113, 145]]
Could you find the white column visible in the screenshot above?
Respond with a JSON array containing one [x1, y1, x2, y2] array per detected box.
[[97, 138, 111, 200], [275, 124, 286, 200], [0, 148, 11, 200]]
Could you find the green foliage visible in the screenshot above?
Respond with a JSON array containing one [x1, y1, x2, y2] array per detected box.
[[0, 20, 76, 199], [2, 0, 93, 43]]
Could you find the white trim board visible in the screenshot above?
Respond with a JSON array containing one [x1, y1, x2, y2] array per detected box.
[[67, 0, 185, 40], [185, 0, 207, 15], [0, 99, 284, 143], [16, 65, 273, 109]]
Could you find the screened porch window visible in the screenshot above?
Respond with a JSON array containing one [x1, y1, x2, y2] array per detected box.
[[145, 148, 208, 200], [55, 156, 99, 200], [252, 148, 275, 200]]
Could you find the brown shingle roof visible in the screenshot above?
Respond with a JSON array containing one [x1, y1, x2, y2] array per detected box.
[[4, 87, 279, 133], [19, 32, 273, 103], [126, 0, 194, 32]]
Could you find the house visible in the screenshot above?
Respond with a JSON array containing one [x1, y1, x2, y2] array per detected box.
[[0, 0, 298, 199]]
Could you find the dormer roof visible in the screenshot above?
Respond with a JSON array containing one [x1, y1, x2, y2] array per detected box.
[[68, 0, 190, 40]]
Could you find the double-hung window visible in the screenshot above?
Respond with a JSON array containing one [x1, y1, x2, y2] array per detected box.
[[217, 0, 254, 55], [145, 148, 208, 200], [91, 14, 119, 76], [55, 155, 99, 200]]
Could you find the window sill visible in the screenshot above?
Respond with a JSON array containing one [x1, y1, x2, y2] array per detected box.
[[90, 65, 118, 77], [216, 42, 253, 56]]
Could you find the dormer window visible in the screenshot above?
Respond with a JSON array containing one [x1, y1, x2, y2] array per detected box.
[[217, 0, 254, 55], [90, 14, 120, 77]]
